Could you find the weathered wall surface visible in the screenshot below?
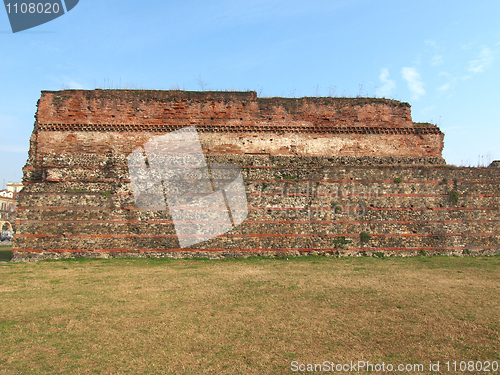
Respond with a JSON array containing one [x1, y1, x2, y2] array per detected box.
[[13, 155, 500, 260], [33, 130, 442, 158], [31, 89, 444, 157], [13, 90, 499, 261]]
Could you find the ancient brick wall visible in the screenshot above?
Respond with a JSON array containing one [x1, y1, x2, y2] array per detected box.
[[13, 90, 499, 260], [13, 154, 500, 260], [31, 89, 443, 157]]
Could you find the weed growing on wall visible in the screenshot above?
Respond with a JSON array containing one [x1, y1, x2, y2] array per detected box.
[[332, 203, 342, 214], [100, 191, 112, 199], [448, 190, 459, 204], [333, 236, 351, 249], [360, 232, 371, 243]]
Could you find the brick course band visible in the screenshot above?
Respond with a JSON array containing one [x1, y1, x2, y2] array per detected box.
[[36, 123, 442, 135]]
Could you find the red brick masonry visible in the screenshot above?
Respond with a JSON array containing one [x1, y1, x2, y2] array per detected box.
[[12, 90, 499, 261], [32, 89, 443, 157]]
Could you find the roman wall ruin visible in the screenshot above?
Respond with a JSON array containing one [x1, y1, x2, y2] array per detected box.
[[12, 90, 500, 260]]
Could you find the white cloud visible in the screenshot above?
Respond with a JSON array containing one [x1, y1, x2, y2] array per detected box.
[[420, 106, 435, 114], [468, 46, 494, 73], [438, 71, 452, 78], [431, 55, 444, 66], [401, 67, 425, 100], [61, 76, 87, 89], [46, 74, 88, 89], [425, 40, 444, 66], [375, 68, 396, 98], [437, 83, 451, 92], [425, 40, 438, 48]]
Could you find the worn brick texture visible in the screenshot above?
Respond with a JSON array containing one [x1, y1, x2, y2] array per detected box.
[[12, 90, 500, 260], [32, 89, 443, 157]]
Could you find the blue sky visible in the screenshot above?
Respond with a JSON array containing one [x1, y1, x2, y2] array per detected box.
[[1, 0, 499, 184]]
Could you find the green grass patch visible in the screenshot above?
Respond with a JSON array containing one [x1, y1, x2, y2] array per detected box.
[[332, 236, 351, 249], [65, 189, 88, 193], [0, 255, 498, 374], [100, 191, 112, 198], [0, 246, 12, 261]]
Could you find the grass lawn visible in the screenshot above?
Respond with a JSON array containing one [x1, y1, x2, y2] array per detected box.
[[0, 255, 499, 374], [0, 246, 12, 261]]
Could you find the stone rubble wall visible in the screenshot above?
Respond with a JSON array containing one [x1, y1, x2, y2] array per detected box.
[[13, 154, 500, 261], [13, 90, 496, 261]]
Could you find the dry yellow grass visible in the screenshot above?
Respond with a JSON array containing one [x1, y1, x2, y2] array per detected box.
[[0, 255, 499, 374]]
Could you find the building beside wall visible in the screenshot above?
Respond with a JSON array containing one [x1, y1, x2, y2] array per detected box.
[[7, 182, 23, 194], [0, 182, 22, 236]]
